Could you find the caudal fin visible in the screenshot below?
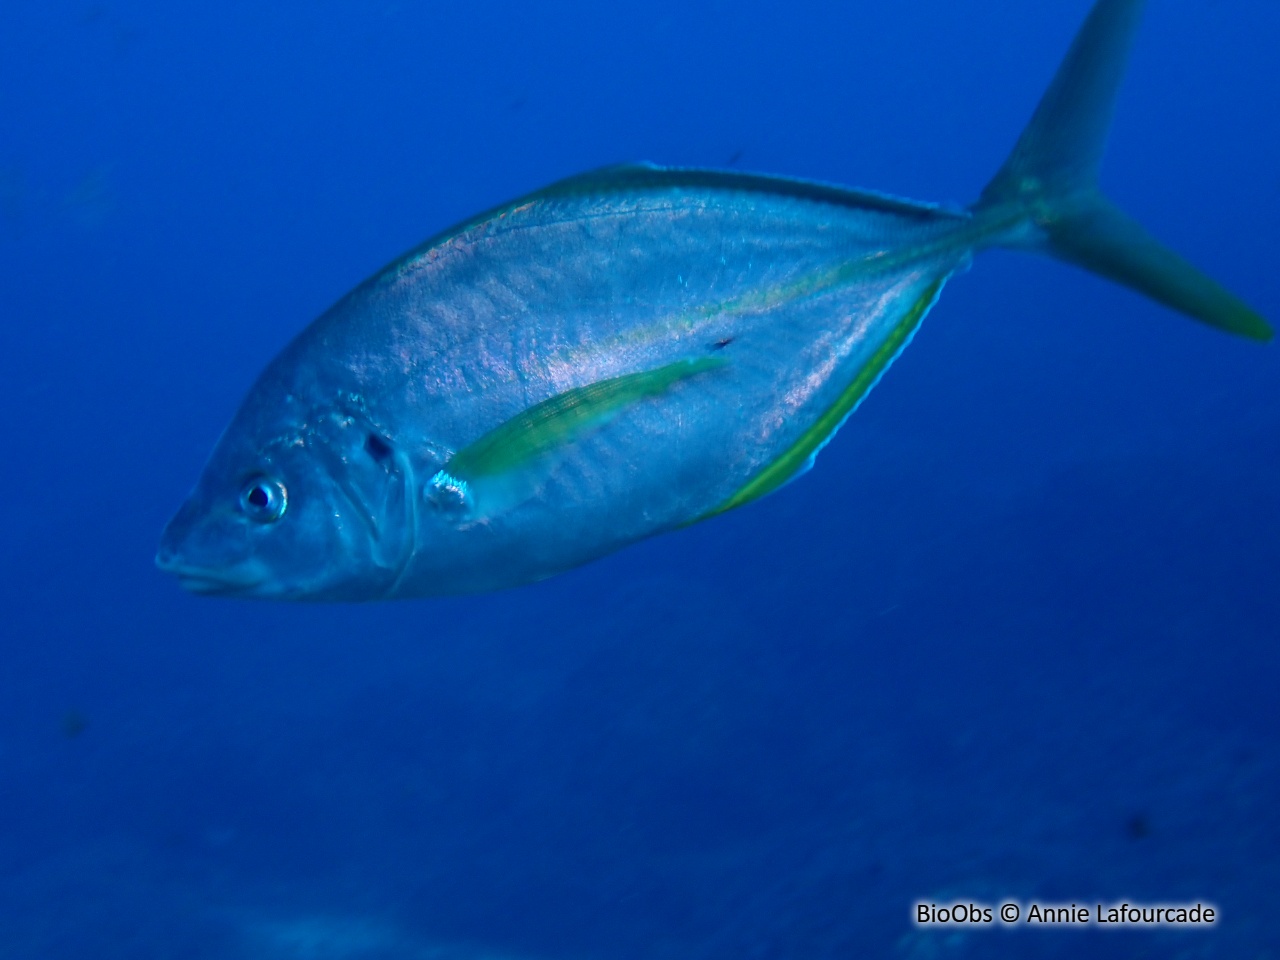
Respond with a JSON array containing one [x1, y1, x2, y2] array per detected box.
[[975, 0, 1272, 342]]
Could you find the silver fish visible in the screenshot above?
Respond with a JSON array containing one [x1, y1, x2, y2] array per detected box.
[[158, 0, 1269, 600]]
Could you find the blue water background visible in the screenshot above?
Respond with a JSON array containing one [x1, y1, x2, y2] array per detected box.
[[1, 1, 1277, 957]]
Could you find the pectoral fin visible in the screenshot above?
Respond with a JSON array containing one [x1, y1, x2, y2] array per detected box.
[[430, 356, 724, 516]]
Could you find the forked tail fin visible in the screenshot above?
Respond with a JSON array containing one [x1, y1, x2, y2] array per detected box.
[[975, 0, 1272, 341]]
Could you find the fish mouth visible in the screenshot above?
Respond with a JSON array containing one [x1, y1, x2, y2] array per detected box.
[[156, 556, 268, 596]]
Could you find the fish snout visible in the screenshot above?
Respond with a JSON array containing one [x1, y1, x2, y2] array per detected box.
[[156, 501, 267, 596]]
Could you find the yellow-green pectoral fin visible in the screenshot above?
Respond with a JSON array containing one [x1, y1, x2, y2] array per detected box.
[[447, 356, 725, 481], [709, 277, 946, 518]]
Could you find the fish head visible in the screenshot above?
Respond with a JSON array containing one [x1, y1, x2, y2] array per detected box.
[[157, 383, 417, 601]]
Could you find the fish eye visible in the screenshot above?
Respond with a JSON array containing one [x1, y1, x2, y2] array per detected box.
[[239, 475, 287, 523]]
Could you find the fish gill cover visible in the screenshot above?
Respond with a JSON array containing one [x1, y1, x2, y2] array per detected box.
[[0, 0, 1277, 958]]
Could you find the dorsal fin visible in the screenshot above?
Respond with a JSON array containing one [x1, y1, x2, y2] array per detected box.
[[539, 162, 962, 221]]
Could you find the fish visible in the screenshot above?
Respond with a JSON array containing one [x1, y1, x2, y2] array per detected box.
[[157, 0, 1270, 600]]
